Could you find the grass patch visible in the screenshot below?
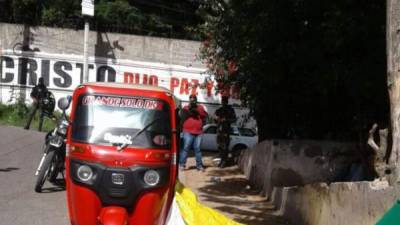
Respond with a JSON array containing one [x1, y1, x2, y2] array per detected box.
[[0, 99, 60, 133]]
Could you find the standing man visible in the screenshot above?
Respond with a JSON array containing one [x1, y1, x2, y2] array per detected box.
[[214, 96, 237, 168], [24, 77, 48, 131], [179, 94, 208, 172]]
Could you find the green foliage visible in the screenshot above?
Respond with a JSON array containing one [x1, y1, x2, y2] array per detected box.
[[40, 0, 83, 28], [93, 0, 199, 38], [0, 101, 58, 132], [11, 0, 39, 25], [0, 0, 203, 39], [41, 8, 63, 26], [95, 0, 146, 32], [199, 0, 388, 141], [12, 96, 29, 119]]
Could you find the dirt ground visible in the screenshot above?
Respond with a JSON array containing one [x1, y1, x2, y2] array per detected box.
[[178, 152, 291, 225]]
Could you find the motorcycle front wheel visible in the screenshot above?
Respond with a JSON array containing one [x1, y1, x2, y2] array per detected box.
[[35, 150, 55, 193], [48, 152, 64, 183]]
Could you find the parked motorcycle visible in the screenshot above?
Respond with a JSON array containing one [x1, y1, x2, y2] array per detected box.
[[34, 97, 71, 193]]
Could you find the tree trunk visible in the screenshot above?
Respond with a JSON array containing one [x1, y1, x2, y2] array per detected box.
[[387, 0, 400, 183]]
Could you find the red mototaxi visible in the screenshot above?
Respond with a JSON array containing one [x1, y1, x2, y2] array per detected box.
[[65, 82, 178, 225]]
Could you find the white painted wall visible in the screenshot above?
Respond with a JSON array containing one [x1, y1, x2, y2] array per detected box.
[[0, 23, 256, 128]]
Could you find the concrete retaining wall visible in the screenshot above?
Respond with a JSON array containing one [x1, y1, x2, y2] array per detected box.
[[281, 181, 400, 225], [239, 140, 399, 225], [238, 139, 358, 196]]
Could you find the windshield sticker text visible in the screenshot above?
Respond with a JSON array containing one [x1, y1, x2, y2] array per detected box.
[[104, 133, 133, 145], [82, 95, 162, 110]]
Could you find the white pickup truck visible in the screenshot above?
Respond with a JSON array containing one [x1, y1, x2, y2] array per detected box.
[[200, 124, 258, 152]]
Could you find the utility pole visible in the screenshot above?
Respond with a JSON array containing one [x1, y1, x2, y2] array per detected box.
[[81, 0, 94, 83], [83, 19, 89, 83]]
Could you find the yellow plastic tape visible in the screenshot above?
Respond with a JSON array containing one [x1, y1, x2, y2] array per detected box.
[[174, 181, 245, 225]]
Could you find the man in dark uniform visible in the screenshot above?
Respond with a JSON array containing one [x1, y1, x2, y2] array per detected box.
[[214, 96, 236, 168], [24, 77, 48, 131]]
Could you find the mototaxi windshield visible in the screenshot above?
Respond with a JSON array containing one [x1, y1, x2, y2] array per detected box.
[[71, 94, 172, 149]]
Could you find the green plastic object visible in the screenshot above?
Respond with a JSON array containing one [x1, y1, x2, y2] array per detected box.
[[376, 199, 400, 225]]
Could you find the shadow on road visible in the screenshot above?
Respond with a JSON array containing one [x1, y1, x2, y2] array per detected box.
[[40, 186, 65, 193], [196, 166, 291, 225], [0, 167, 20, 172]]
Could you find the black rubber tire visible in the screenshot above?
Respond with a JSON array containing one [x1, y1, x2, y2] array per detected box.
[[35, 150, 55, 193], [48, 153, 60, 183]]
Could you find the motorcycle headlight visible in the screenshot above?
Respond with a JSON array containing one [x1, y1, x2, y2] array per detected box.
[[143, 170, 160, 186], [57, 121, 68, 135], [77, 165, 93, 182], [57, 126, 67, 136]]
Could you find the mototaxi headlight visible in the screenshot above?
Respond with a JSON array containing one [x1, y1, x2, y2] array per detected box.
[[143, 170, 160, 186], [77, 165, 93, 182]]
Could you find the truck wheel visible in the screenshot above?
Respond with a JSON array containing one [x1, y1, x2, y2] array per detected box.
[[35, 150, 55, 193]]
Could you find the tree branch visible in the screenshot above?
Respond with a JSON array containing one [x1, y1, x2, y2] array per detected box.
[[367, 123, 379, 151], [367, 123, 389, 179]]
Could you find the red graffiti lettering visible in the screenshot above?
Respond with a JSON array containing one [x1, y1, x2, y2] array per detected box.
[[124, 72, 133, 83], [149, 75, 158, 86], [134, 73, 140, 84], [142, 74, 148, 85], [170, 77, 179, 93], [124, 72, 141, 84], [180, 78, 189, 95], [191, 79, 199, 96], [122, 71, 229, 99]]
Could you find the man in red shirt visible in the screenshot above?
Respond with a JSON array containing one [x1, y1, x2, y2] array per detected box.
[[179, 94, 208, 171]]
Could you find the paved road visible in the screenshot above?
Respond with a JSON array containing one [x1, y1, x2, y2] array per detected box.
[[0, 125, 69, 225]]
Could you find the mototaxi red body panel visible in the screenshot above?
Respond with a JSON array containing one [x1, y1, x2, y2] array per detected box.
[[65, 83, 178, 225]]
